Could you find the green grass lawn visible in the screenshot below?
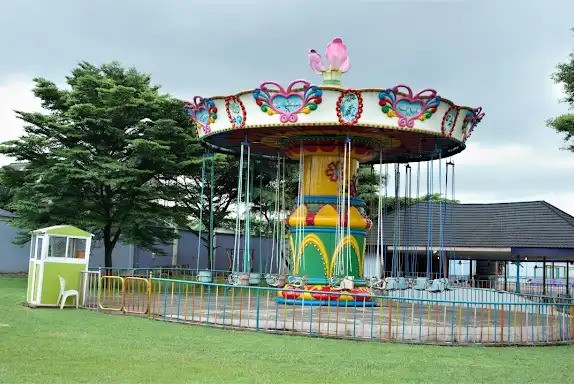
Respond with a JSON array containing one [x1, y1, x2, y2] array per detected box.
[[1, 275, 573, 384]]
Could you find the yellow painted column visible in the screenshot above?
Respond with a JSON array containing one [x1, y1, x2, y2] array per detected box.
[[286, 147, 372, 281]]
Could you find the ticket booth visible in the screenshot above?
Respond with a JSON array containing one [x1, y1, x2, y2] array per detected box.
[[26, 225, 93, 307]]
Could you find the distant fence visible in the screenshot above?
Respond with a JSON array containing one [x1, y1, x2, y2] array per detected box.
[[91, 267, 232, 282], [80, 273, 574, 346]]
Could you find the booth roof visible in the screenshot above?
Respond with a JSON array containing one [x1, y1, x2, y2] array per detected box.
[[31, 225, 92, 237]]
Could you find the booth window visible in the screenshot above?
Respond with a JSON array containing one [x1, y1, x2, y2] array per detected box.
[[48, 236, 67, 258], [35, 237, 43, 260], [68, 238, 87, 259], [47, 236, 87, 259]]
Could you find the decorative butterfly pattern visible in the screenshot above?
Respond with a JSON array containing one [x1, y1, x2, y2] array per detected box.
[[183, 96, 218, 134], [252, 80, 323, 123], [378, 85, 441, 128], [462, 107, 485, 142]]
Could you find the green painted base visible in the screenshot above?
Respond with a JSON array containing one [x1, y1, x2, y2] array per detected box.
[[289, 228, 366, 280]]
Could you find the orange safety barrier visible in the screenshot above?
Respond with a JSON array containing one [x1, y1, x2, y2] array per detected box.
[[97, 276, 150, 313], [123, 277, 150, 314], [98, 276, 124, 311]]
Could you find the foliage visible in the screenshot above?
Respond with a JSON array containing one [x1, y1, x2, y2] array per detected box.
[[374, 193, 459, 218], [178, 152, 279, 266], [0, 62, 196, 267], [548, 29, 574, 151], [0, 184, 15, 211]]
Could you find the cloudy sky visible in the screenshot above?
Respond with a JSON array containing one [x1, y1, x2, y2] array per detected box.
[[1, 0, 574, 213]]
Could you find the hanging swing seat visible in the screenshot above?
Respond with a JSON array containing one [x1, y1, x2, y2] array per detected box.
[[413, 277, 430, 290], [384, 277, 409, 291], [329, 276, 355, 290], [287, 275, 307, 288], [426, 278, 452, 293], [265, 274, 287, 288], [365, 277, 380, 288], [367, 278, 386, 291], [228, 273, 250, 286], [248, 273, 262, 285], [196, 270, 213, 283]]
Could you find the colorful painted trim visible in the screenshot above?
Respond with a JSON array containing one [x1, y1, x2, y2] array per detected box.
[[252, 80, 323, 123], [294, 195, 366, 206], [276, 298, 378, 307], [289, 227, 367, 236], [289, 276, 370, 285], [281, 140, 377, 161], [336, 90, 363, 125], [183, 96, 218, 134], [277, 285, 374, 304], [326, 161, 340, 181], [325, 161, 358, 196], [378, 85, 441, 128], [224, 95, 246, 129], [462, 107, 485, 143], [441, 106, 460, 138]]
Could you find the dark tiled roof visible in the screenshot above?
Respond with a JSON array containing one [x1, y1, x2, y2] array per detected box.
[[366, 201, 574, 249]]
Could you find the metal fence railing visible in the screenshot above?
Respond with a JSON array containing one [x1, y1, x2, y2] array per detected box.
[[91, 267, 233, 283], [79, 271, 574, 345], [80, 270, 100, 310], [146, 278, 574, 346], [91, 268, 574, 298]]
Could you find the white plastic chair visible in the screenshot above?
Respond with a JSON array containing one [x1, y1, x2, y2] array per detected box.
[[57, 275, 79, 309]]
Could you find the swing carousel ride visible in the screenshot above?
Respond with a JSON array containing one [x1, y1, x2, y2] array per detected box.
[[184, 37, 484, 306]]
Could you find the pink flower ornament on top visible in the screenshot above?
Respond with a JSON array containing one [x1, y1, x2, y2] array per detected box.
[[308, 37, 350, 85]]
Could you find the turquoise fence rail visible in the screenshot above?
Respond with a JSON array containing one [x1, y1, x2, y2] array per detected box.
[[138, 278, 574, 346], [91, 267, 232, 281]]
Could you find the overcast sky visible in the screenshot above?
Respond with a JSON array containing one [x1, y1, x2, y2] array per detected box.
[[1, 0, 574, 214]]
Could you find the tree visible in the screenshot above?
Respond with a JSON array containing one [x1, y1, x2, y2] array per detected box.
[[178, 147, 286, 268], [374, 193, 459, 218], [178, 150, 240, 268], [0, 62, 196, 268], [548, 29, 574, 151], [0, 182, 15, 211]]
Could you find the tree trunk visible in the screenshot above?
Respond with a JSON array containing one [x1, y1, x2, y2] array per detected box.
[[104, 244, 114, 269], [102, 223, 119, 270]]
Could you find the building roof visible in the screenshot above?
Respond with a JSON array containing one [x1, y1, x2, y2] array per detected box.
[[367, 201, 574, 249]]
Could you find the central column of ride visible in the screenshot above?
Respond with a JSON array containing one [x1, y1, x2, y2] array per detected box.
[[277, 145, 376, 306]]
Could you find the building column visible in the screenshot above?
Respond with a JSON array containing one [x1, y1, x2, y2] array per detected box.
[[566, 262, 570, 297], [543, 257, 547, 296], [515, 255, 520, 294], [504, 261, 508, 291], [172, 228, 179, 266], [127, 245, 136, 269]]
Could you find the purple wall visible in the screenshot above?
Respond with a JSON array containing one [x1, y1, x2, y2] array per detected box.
[[174, 229, 207, 269], [129, 229, 278, 272], [213, 233, 278, 273]]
